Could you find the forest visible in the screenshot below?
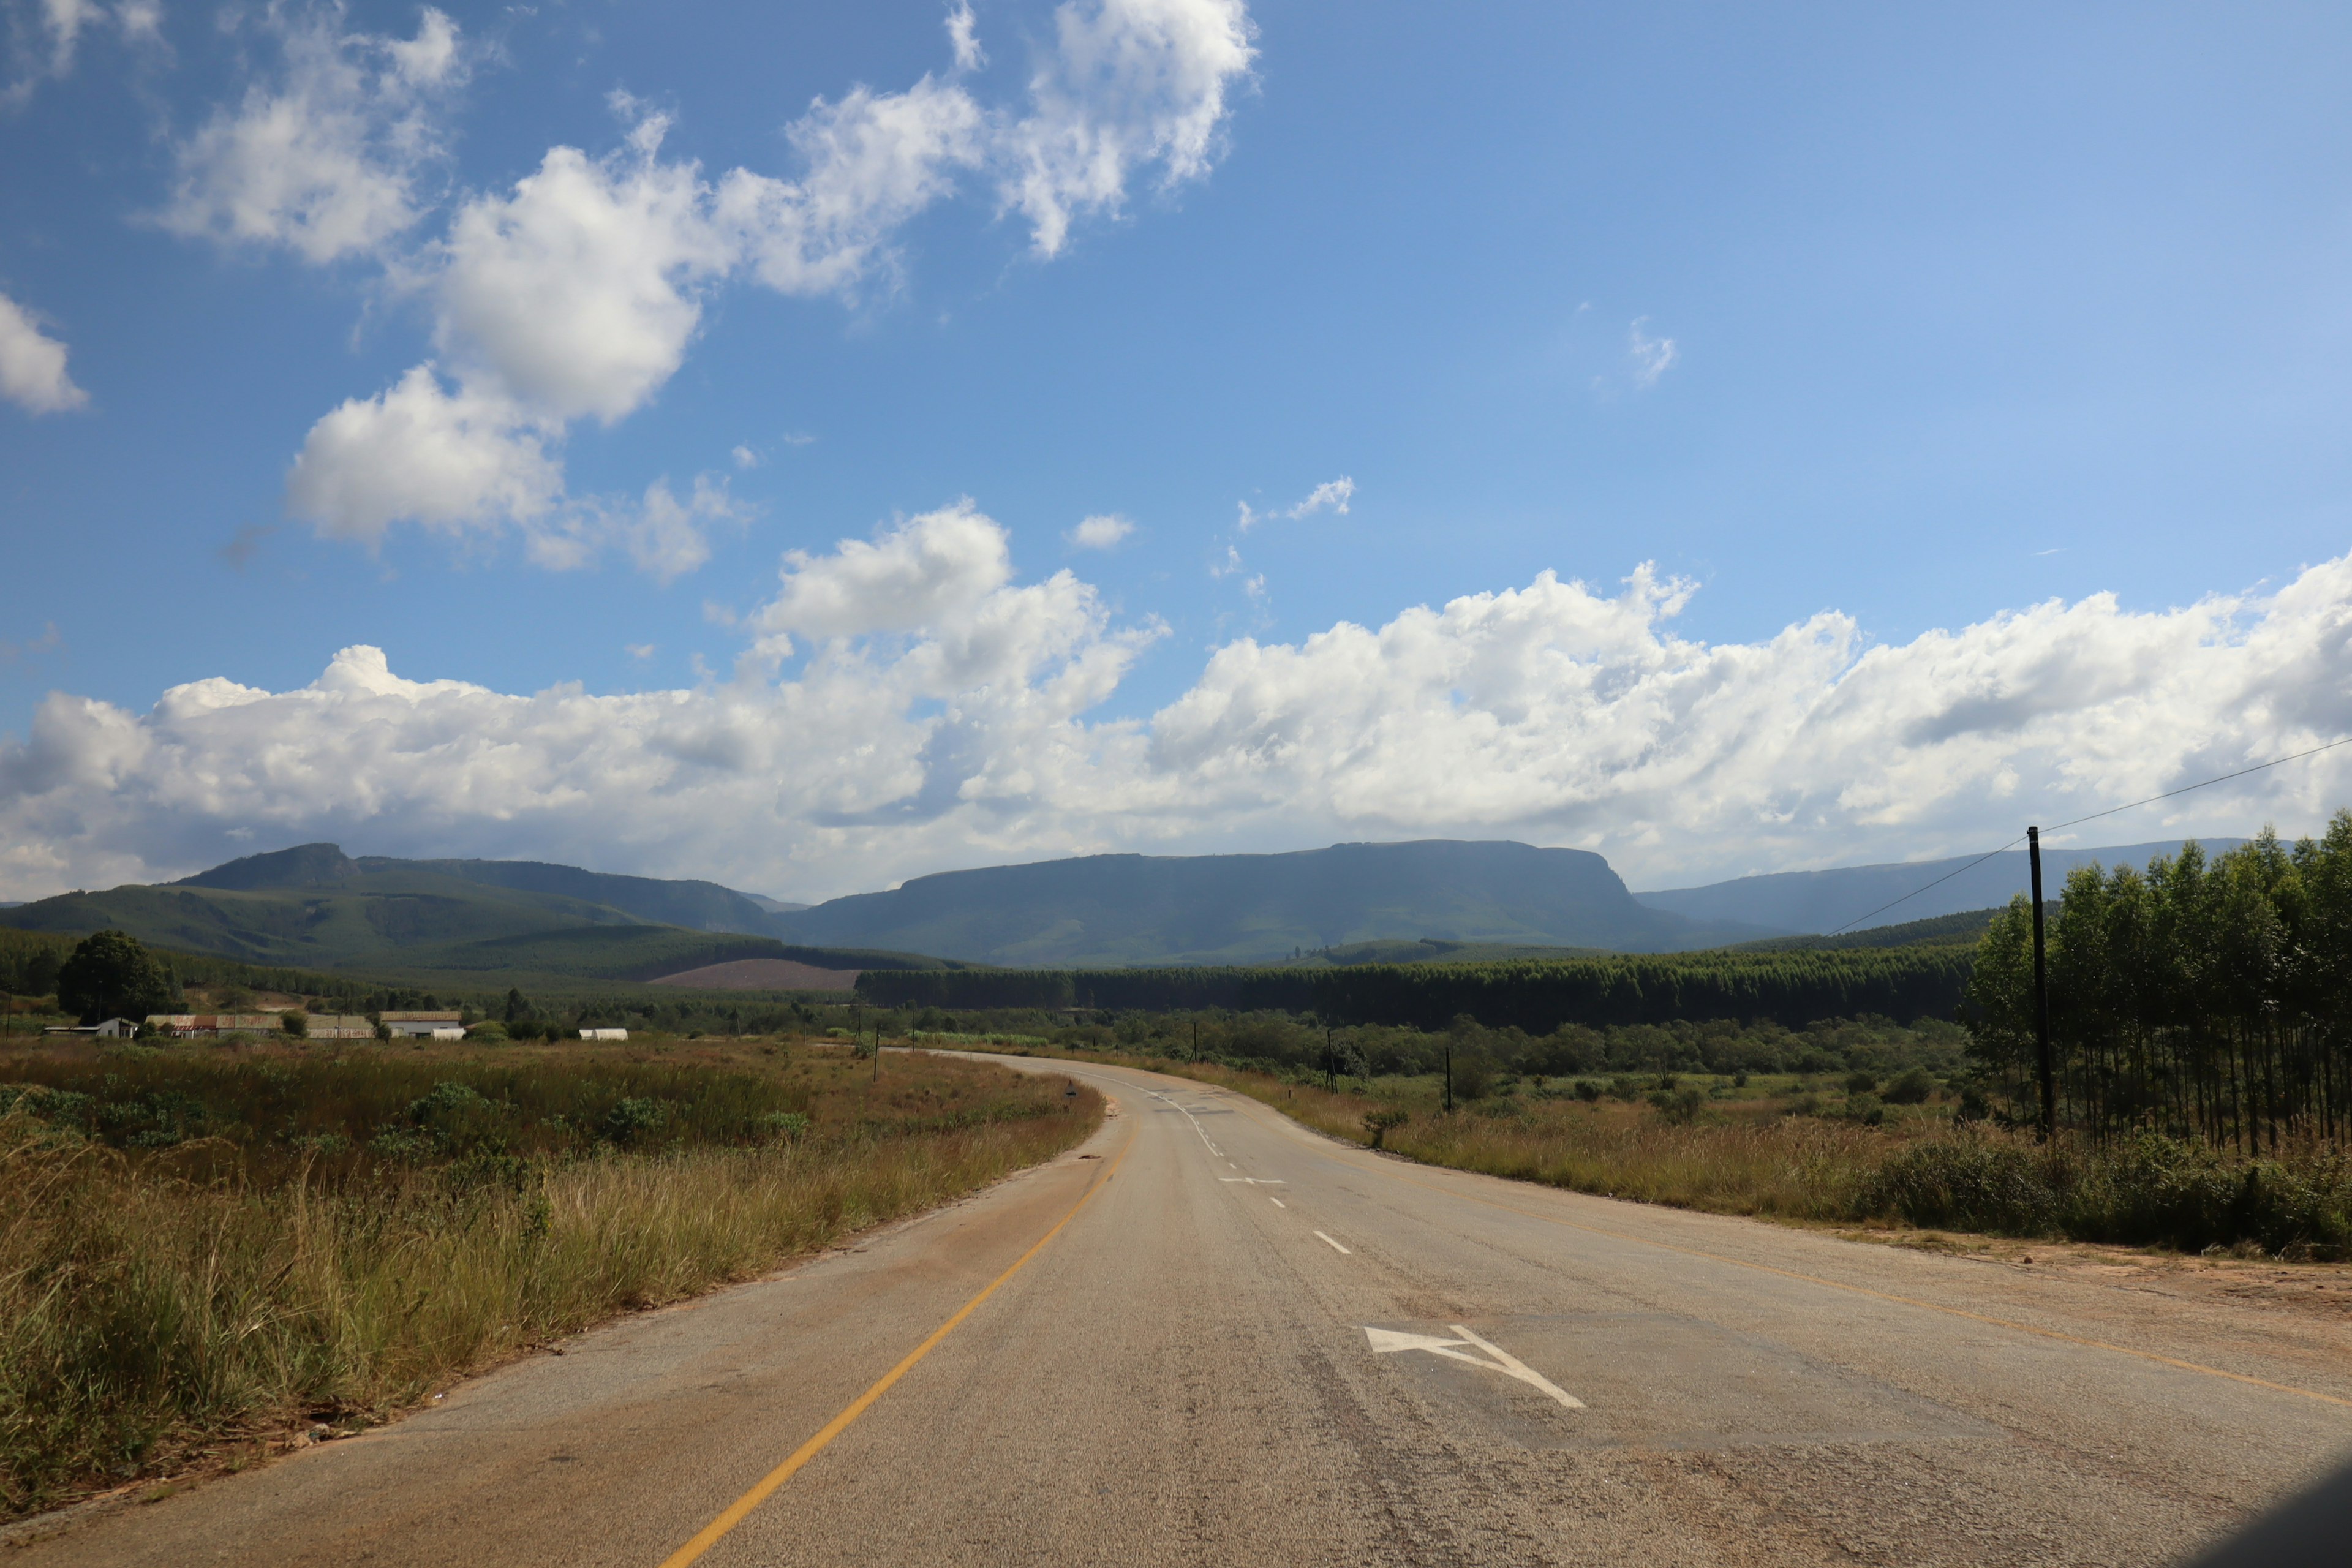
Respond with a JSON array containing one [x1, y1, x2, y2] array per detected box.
[[1966, 815, 2352, 1152], [856, 944, 1975, 1031]]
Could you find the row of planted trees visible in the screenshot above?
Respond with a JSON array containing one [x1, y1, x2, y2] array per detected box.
[[1966, 813, 2352, 1152]]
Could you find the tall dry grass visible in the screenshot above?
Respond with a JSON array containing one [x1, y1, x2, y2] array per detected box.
[[966, 1043, 2352, 1261], [0, 1044, 1098, 1519]]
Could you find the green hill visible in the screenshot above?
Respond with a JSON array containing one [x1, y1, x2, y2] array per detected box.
[[0, 845, 954, 985]]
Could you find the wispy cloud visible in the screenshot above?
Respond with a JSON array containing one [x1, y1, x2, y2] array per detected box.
[[1628, 317, 1676, 388], [1237, 475, 1354, 532]]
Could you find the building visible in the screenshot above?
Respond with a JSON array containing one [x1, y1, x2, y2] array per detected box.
[[44, 1017, 137, 1037], [579, 1028, 629, 1041], [379, 1011, 464, 1039], [143, 1014, 297, 1037]]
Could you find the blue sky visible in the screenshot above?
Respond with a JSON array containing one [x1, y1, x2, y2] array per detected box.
[[4, 1, 2351, 902]]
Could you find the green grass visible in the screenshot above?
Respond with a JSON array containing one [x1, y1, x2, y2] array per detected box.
[[0, 1040, 1099, 1519]]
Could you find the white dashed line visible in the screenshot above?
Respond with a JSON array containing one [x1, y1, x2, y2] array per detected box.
[[1269, 1197, 1286, 1208], [1314, 1231, 1352, 1254]]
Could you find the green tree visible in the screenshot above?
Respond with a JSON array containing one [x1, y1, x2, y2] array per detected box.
[[55, 930, 176, 1023]]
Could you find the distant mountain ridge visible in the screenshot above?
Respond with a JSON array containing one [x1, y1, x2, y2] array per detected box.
[[1635, 839, 2249, 935], [768, 840, 1770, 965]]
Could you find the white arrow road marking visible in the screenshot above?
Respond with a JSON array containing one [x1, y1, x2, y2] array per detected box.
[[1314, 1231, 1352, 1254], [1363, 1324, 1585, 1410]]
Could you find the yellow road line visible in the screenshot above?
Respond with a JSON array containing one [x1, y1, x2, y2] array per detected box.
[[654, 1115, 1137, 1567], [1191, 1078, 2352, 1414]]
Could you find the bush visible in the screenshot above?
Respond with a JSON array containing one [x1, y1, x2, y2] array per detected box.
[[1865, 1133, 2059, 1232], [1882, 1067, 1935, 1104], [465, 1020, 510, 1043], [1843, 1069, 1879, 1095], [1572, 1079, 1602, 1102], [1363, 1107, 1411, 1150], [279, 1010, 309, 1038]]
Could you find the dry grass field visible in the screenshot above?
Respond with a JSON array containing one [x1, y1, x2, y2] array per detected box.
[[0, 1037, 1099, 1520]]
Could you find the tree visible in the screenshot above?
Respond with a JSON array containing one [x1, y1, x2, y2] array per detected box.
[[55, 930, 176, 1024]]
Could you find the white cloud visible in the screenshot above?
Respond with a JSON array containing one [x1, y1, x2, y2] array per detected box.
[[522, 474, 745, 583], [626, 643, 657, 660], [1068, 512, 1135, 549], [269, 2, 1256, 571], [732, 444, 761, 469], [160, 8, 466, 265], [756, 499, 1015, 650], [1629, 317, 1676, 388], [998, 0, 1257, 257], [13, 536, 2352, 903], [434, 118, 733, 421], [722, 74, 986, 300], [946, 1, 985, 72], [0, 290, 88, 412], [4, 0, 154, 105], [285, 364, 557, 541], [1236, 475, 1353, 530]]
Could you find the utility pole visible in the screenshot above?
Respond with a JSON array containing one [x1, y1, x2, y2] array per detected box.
[[2029, 825, 2055, 1139]]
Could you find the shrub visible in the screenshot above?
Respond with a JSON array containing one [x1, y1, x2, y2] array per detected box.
[[1572, 1079, 1602, 1102], [1866, 1134, 2057, 1232], [761, 1110, 811, 1140], [279, 1010, 309, 1038], [1843, 1069, 1879, 1095], [1363, 1107, 1411, 1149], [598, 1096, 671, 1148], [466, 1020, 510, 1044], [1882, 1067, 1935, 1104]]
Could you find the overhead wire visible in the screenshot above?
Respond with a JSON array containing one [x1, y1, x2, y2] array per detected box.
[[1822, 735, 2352, 936]]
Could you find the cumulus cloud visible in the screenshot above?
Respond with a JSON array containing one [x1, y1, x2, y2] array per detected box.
[[160, 7, 465, 265], [1067, 513, 1134, 548], [262, 1, 1254, 571], [434, 115, 733, 421], [0, 290, 88, 412], [10, 531, 2352, 903], [1628, 317, 1676, 388], [285, 364, 557, 541]]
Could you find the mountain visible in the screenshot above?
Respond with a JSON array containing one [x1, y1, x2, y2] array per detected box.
[[1635, 839, 2248, 935], [0, 844, 906, 980], [771, 840, 1768, 966]]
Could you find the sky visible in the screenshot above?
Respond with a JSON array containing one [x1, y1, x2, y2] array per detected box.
[[4, 0, 2352, 903]]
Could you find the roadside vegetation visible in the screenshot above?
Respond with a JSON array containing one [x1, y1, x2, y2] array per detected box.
[[930, 1006, 2352, 1264], [0, 1037, 1098, 1521]]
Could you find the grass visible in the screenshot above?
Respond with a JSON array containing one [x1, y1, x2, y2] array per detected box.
[[947, 1038, 2352, 1262], [0, 1038, 1099, 1520]]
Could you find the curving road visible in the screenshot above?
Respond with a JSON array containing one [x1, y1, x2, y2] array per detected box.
[[17, 1054, 2352, 1566]]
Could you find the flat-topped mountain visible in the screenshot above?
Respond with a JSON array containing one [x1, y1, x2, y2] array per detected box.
[[769, 840, 1766, 966]]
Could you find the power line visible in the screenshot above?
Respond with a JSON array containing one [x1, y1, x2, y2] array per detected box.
[[1825, 735, 2352, 936], [1826, 837, 2026, 935]]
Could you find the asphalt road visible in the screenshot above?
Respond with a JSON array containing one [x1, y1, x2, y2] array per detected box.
[[17, 1055, 2352, 1567]]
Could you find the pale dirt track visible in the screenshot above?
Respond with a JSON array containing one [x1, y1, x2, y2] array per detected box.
[[15, 1054, 2352, 1567]]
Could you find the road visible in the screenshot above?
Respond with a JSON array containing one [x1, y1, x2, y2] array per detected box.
[[15, 1054, 2352, 1566]]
